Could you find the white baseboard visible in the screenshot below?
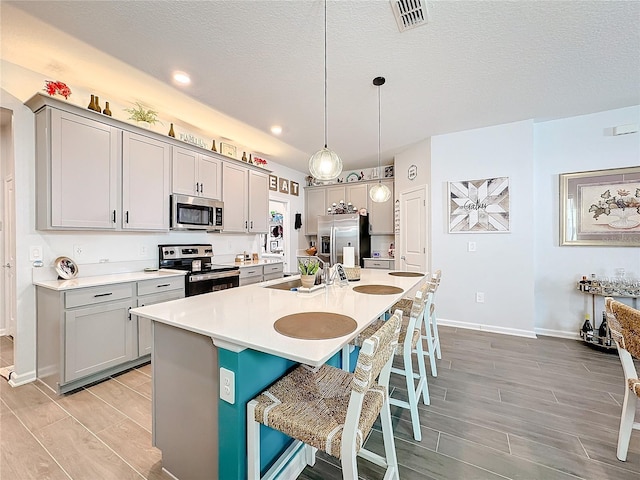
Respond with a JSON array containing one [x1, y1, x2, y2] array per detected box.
[[437, 318, 537, 339], [534, 328, 580, 340], [8, 369, 36, 387]]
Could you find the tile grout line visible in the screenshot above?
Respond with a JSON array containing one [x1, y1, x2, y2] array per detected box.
[[0, 395, 74, 480], [31, 381, 149, 480]]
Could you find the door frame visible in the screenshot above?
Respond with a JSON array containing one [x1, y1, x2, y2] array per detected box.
[[398, 185, 429, 273], [1, 107, 17, 339], [267, 197, 291, 273]]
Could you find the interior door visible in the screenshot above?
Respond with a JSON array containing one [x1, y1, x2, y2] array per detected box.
[[400, 186, 428, 272], [4, 175, 16, 337]]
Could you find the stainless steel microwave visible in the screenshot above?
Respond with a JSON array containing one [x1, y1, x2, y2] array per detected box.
[[170, 195, 224, 231]]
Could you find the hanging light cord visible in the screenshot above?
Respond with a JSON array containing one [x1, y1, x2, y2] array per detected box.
[[377, 82, 381, 183], [323, 0, 328, 149]]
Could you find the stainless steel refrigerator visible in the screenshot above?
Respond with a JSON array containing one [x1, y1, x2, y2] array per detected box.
[[317, 214, 371, 267]]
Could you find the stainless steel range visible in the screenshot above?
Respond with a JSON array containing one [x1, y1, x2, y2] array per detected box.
[[159, 244, 240, 297]]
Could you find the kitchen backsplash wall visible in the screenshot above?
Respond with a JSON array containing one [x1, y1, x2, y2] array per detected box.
[[35, 230, 262, 271]]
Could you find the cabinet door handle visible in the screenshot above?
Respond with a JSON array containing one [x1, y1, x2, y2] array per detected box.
[[199, 183, 203, 193], [94, 292, 113, 298], [125, 211, 129, 224], [250, 221, 253, 229], [156, 283, 170, 288], [128, 306, 132, 321], [245, 220, 248, 229], [196, 183, 200, 194], [113, 210, 116, 223]]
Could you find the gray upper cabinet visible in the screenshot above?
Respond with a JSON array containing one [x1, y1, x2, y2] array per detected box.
[[172, 146, 221, 200], [367, 180, 395, 234], [37, 108, 119, 230], [304, 181, 394, 236], [29, 96, 171, 231], [222, 163, 269, 233], [304, 188, 326, 236], [122, 132, 170, 231]]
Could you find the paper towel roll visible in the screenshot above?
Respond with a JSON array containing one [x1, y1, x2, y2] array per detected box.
[[343, 247, 355, 268]]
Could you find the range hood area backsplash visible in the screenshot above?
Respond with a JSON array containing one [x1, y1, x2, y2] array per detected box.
[[31, 231, 263, 275]]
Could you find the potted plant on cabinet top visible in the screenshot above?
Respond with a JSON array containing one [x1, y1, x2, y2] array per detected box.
[[124, 102, 162, 128], [298, 257, 320, 289]]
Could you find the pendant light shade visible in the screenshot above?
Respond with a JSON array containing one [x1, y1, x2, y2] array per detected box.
[[370, 181, 392, 203], [370, 76, 391, 203], [309, 146, 343, 180], [308, 0, 342, 181]]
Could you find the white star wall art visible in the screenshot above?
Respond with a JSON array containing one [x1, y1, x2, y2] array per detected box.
[[448, 177, 510, 233]]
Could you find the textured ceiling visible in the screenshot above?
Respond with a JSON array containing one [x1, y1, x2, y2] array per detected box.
[[2, 1, 639, 173]]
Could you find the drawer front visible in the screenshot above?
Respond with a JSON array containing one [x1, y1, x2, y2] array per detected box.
[[263, 263, 284, 274], [364, 259, 393, 269], [137, 276, 185, 296], [263, 272, 284, 282], [65, 283, 133, 309], [239, 266, 263, 279]]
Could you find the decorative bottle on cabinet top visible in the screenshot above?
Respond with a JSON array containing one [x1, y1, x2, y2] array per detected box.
[[168, 123, 175, 137], [103, 102, 112, 116]]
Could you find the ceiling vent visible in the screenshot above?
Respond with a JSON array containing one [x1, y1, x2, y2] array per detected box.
[[390, 0, 430, 32]]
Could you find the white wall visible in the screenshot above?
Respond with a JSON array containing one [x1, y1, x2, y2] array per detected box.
[[431, 120, 537, 337], [534, 106, 640, 337], [394, 138, 431, 270], [265, 162, 307, 273]]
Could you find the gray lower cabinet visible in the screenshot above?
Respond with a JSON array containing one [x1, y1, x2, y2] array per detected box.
[[263, 262, 284, 281], [36, 275, 184, 394], [239, 263, 284, 286], [136, 279, 185, 356], [364, 258, 395, 269], [64, 299, 135, 383]]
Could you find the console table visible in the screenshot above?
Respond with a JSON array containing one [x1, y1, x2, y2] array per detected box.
[[577, 286, 638, 351]]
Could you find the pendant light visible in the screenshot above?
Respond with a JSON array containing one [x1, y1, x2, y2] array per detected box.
[[369, 76, 391, 203], [308, 0, 343, 181]]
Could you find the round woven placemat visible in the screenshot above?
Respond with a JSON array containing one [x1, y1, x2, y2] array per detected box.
[[353, 284, 404, 295], [274, 312, 357, 340], [388, 271, 424, 277]]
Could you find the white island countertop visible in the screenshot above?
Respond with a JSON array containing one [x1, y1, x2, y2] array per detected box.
[[131, 269, 424, 367], [34, 269, 187, 291]]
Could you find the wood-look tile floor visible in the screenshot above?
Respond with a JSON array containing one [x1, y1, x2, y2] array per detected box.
[[2, 328, 640, 480]]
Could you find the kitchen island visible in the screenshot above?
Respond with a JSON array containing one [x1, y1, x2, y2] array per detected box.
[[131, 269, 424, 480]]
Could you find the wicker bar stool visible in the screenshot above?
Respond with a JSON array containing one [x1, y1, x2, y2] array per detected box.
[[425, 269, 442, 362], [357, 284, 431, 441], [246, 311, 402, 480], [605, 297, 640, 461], [390, 272, 440, 378]]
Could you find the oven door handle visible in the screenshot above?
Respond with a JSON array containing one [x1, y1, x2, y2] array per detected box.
[[189, 270, 240, 282]]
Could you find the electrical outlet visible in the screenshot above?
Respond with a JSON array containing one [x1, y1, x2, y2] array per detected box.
[[139, 245, 147, 257], [220, 367, 235, 404], [73, 245, 83, 258], [29, 245, 43, 261], [476, 292, 485, 303], [468, 241, 476, 252]]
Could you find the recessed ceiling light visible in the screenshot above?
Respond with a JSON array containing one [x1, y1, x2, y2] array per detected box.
[[271, 125, 282, 135], [173, 71, 191, 85]]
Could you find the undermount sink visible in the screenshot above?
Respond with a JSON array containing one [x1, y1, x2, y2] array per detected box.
[[263, 279, 303, 290]]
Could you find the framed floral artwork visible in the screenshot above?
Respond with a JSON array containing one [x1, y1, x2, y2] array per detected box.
[[448, 177, 510, 233], [560, 166, 640, 246]]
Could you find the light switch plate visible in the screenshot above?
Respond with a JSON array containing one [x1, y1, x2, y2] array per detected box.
[[468, 242, 476, 252], [220, 367, 235, 404]]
